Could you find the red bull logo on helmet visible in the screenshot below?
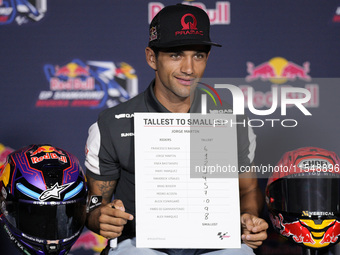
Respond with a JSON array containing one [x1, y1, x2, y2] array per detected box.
[[271, 213, 340, 248], [30, 145, 63, 156], [29, 145, 67, 164]]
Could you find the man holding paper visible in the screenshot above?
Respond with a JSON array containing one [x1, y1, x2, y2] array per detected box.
[[85, 4, 268, 255]]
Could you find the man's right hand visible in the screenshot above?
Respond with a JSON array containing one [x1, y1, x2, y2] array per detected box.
[[98, 199, 134, 239], [85, 176, 134, 239]]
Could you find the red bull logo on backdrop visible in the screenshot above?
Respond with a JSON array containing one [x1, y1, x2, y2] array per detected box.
[[148, 1, 230, 25], [246, 57, 311, 83], [36, 59, 138, 108], [199, 57, 320, 127], [0, 0, 47, 25], [243, 57, 319, 110]]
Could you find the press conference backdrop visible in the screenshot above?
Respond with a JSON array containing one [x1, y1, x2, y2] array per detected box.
[[0, 1, 339, 254]]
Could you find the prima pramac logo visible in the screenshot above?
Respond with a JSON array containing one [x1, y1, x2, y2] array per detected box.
[[181, 13, 197, 30], [176, 13, 203, 36]]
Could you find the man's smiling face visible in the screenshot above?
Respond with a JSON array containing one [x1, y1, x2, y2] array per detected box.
[[154, 45, 210, 101]]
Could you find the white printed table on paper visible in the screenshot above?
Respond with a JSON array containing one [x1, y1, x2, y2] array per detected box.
[[134, 113, 241, 249]]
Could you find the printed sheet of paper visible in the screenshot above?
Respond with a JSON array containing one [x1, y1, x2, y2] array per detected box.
[[134, 113, 240, 249]]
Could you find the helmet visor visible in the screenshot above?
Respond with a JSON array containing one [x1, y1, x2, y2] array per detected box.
[[268, 177, 340, 215], [6, 199, 86, 240]]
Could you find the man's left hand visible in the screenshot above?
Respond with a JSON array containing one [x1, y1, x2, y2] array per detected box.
[[241, 213, 268, 249]]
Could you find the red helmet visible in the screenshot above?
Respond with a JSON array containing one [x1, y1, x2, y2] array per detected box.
[[266, 147, 340, 249]]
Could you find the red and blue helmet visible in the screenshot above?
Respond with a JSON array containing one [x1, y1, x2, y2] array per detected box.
[[266, 147, 340, 249], [0, 144, 88, 255]]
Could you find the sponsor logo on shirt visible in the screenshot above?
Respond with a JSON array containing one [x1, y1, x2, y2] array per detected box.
[[115, 113, 134, 119], [121, 133, 134, 137]]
